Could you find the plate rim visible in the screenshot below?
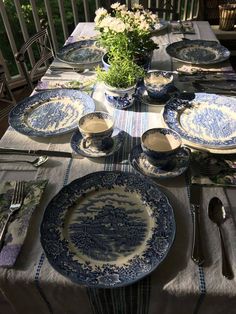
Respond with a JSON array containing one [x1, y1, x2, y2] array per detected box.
[[9, 89, 95, 137], [166, 39, 230, 65], [163, 93, 236, 149], [40, 171, 176, 288]]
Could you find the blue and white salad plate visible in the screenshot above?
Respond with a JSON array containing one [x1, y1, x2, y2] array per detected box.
[[163, 93, 236, 150], [40, 171, 175, 288], [166, 40, 230, 65], [56, 39, 104, 70], [130, 145, 190, 179], [9, 89, 95, 137], [70, 128, 125, 158]]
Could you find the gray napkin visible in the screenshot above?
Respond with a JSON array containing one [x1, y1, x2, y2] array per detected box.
[[0, 180, 48, 267]]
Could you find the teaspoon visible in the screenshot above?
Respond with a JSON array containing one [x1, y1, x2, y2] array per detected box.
[[0, 156, 48, 167], [208, 197, 234, 279]]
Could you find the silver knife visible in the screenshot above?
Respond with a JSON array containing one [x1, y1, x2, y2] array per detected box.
[[0, 147, 79, 158], [49, 66, 84, 72], [190, 184, 205, 266]]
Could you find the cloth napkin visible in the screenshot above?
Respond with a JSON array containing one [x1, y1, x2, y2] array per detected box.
[[171, 21, 195, 34], [0, 180, 48, 267], [191, 151, 236, 186], [35, 70, 97, 95]]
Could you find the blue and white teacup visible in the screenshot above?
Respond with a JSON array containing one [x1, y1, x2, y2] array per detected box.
[[141, 128, 182, 168], [144, 70, 174, 101], [78, 111, 114, 150]]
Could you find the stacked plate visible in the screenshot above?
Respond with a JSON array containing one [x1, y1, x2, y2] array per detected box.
[[162, 93, 236, 154]]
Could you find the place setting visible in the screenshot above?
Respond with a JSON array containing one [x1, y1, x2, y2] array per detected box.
[[161, 91, 236, 185], [129, 128, 191, 179]]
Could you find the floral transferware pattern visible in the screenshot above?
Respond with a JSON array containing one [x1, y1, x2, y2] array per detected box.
[[9, 89, 95, 137], [40, 171, 175, 288], [163, 93, 236, 149]]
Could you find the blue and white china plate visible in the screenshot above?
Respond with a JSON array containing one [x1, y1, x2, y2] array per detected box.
[[56, 40, 104, 69], [9, 89, 95, 137], [40, 171, 175, 288], [163, 93, 236, 149], [70, 128, 125, 157], [130, 145, 190, 179], [166, 40, 230, 65]]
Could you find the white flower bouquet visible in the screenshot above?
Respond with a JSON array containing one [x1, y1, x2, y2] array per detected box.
[[95, 2, 159, 60]]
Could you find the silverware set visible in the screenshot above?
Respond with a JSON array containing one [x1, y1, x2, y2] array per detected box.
[[0, 181, 25, 251], [190, 181, 234, 279]]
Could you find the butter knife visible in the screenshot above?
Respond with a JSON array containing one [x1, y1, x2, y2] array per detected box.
[[0, 147, 78, 158], [190, 184, 205, 266]]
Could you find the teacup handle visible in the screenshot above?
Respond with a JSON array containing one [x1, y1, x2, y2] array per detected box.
[[82, 136, 92, 149]]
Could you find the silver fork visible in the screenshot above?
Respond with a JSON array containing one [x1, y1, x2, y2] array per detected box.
[[0, 181, 24, 250]]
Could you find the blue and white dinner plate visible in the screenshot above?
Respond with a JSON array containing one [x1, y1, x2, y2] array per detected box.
[[40, 171, 175, 288], [130, 145, 190, 179], [9, 89, 95, 137], [163, 93, 236, 150], [56, 39, 104, 70], [166, 40, 230, 65], [70, 128, 125, 157]]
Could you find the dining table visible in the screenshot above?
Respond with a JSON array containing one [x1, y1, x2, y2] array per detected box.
[[0, 20, 236, 314]]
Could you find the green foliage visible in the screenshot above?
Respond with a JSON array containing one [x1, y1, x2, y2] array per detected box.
[[96, 56, 145, 88], [0, 0, 96, 76]]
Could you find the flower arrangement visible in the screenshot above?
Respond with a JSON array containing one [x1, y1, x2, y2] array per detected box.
[[95, 2, 159, 60]]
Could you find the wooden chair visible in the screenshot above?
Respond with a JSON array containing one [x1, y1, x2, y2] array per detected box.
[[15, 27, 54, 93]]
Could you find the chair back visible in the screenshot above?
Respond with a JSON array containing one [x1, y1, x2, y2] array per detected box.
[[15, 28, 54, 92], [107, 0, 200, 21], [0, 64, 15, 129], [0, 64, 15, 105]]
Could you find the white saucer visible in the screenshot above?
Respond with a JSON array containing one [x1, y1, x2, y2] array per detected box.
[[70, 128, 125, 158], [129, 145, 190, 179]]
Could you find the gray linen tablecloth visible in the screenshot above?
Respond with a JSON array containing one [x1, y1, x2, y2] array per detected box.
[[0, 22, 236, 314]]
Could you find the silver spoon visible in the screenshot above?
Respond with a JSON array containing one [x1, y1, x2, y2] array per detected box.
[[208, 197, 234, 279], [0, 156, 48, 167]]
